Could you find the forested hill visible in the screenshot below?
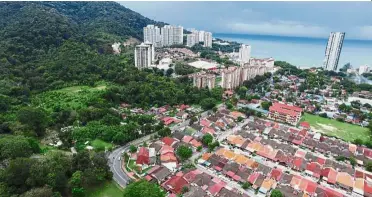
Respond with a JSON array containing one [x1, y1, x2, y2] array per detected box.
[[0, 2, 166, 94]]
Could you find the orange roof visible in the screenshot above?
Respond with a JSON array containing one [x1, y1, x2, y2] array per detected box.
[[234, 154, 249, 165], [246, 159, 258, 169], [216, 148, 226, 156], [227, 135, 245, 147], [336, 172, 354, 188], [349, 144, 357, 153], [223, 149, 236, 160], [354, 178, 364, 191], [261, 178, 275, 190], [247, 141, 263, 152], [230, 111, 245, 119], [202, 153, 212, 161], [161, 152, 177, 162], [290, 176, 302, 189]]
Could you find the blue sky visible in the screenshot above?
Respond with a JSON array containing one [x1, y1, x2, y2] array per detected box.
[[120, 2, 372, 40]]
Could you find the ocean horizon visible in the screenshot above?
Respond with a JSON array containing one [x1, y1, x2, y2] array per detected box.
[[214, 33, 372, 69]]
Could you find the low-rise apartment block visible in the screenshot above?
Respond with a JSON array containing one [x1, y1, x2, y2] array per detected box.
[[268, 102, 303, 125]]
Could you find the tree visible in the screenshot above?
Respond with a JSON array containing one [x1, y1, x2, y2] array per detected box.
[[202, 134, 213, 146], [261, 101, 272, 110], [176, 145, 192, 162], [166, 68, 174, 77], [196, 146, 202, 152], [366, 161, 372, 172], [123, 180, 166, 197], [270, 189, 283, 197], [319, 113, 328, 118], [17, 107, 48, 136], [238, 86, 248, 97], [353, 139, 364, 146], [349, 157, 357, 167], [242, 182, 251, 189], [129, 145, 137, 153], [181, 186, 189, 194], [200, 98, 217, 110], [21, 187, 54, 197], [237, 116, 244, 122], [158, 127, 171, 137]]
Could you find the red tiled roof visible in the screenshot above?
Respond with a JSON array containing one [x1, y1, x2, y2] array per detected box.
[[145, 175, 153, 181], [226, 171, 235, 178], [269, 102, 302, 117], [317, 157, 326, 165], [182, 135, 193, 143], [305, 181, 317, 194], [248, 172, 260, 184], [292, 157, 304, 170], [208, 182, 226, 195], [365, 180, 372, 195], [200, 119, 211, 127], [306, 162, 322, 178], [270, 168, 282, 181], [300, 121, 310, 128], [364, 148, 372, 158], [233, 175, 241, 181], [214, 166, 222, 171], [179, 104, 190, 110], [136, 147, 149, 165], [162, 137, 176, 146], [202, 127, 215, 135], [163, 175, 188, 194]]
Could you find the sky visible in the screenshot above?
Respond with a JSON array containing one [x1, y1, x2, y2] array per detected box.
[[120, 2, 372, 40]]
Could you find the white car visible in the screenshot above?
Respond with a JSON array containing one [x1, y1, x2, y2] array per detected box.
[[118, 156, 121, 161]]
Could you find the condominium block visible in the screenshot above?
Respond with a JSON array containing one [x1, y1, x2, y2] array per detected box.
[[203, 32, 213, 48], [186, 34, 196, 47], [135, 43, 152, 70], [359, 65, 370, 75], [143, 25, 162, 47], [323, 32, 345, 71], [221, 66, 241, 90], [161, 25, 183, 46], [239, 44, 251, 64], [191, 72, 216, 90]]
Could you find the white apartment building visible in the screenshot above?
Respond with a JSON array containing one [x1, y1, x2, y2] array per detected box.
[[144, 41, 155, 62], [221, 67, 241, 90], [191, 72, 216, 90], [143, 25, 162, 47], [359, 65, 370, 75], [134, 43, 153, 70], [323, 32, 345, 71], [161, 25, 184, 46], [203, 32, 213, 48], [239, 44, 251, 64], [250, 57, 275, 73], [191, 29, 200, 44], [198, 31, 205, 42], [186, 34, 196, 47]]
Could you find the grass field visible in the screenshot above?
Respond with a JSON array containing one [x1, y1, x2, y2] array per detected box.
[[91, 139, 113, 150], [301, 113, 369, 142], [32, 82, 108, 112], [87, 181, 123, 197]]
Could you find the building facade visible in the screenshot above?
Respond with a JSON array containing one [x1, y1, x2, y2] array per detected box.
[[135, 43, 153, 70], [359, 65, 370, 75], [143, 25, 162, 47], [186, 34, 196, 47], [161, 25, 184, 46], [268, 103, 303, 125], [203, 32, 213, 48], [191, 72, 216, 90], [221, 67, 241, 90], [239, 44, 251, 64], [323, 32, 345, 71]]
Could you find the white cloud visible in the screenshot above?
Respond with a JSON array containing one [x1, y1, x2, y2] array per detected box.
[[225, 20, 331, 38]]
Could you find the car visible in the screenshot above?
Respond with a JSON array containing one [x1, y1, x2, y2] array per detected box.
[[118, 156, 121, 161]]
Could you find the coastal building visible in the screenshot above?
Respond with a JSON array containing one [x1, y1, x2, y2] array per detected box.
[[135, 43, 153, 70], [186, 34, 196, 47], [203, 32, 213, 48], [359, 65, 370, 75], [143, 25, 162, 47], [198, 30, 205, 42], [249, 57, 275, 73], [161, 25, 184, 46], [239, 44, 251, 64], [323, 32, 345, 71], [221, 66, 241, 90], [268, 102, 303, 125], [191, 71, 216, 90]]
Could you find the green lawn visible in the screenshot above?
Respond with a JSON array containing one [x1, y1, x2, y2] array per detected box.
[[301, 113, 369, 142], [32, 82, 108, 112], [91, 139, 113, 150], [87, 181, 123, 197]]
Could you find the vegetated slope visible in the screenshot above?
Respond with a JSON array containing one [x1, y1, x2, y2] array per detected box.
[[0, 2, 165, 94]]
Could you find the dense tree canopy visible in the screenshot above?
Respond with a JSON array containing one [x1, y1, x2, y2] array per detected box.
[[123, 180, 166, 197]]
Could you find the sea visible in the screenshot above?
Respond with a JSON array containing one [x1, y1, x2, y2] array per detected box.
[[214, 33, 372, 69]]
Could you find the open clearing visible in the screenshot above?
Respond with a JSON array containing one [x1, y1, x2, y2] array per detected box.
[[91, 139, 114, 150], [301, 113, 369, 142], [87, 181, 123, 197]]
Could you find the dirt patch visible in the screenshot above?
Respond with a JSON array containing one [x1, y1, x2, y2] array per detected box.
[[317, 123, 337, 132], [123, 37, 140, 46]]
